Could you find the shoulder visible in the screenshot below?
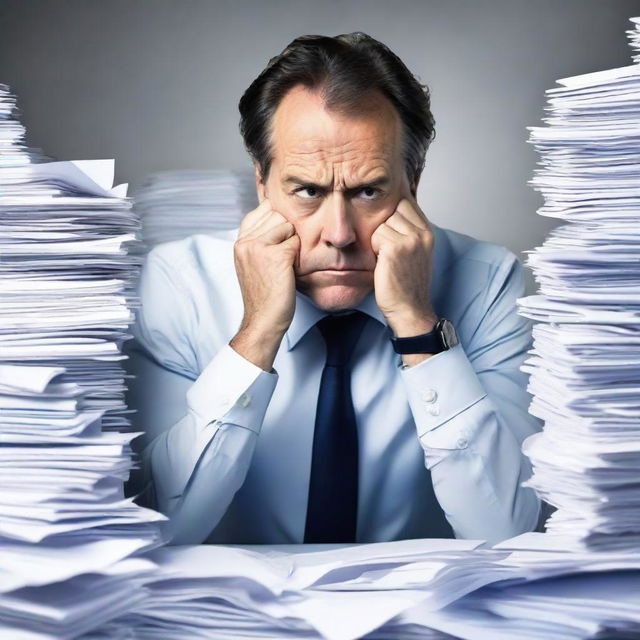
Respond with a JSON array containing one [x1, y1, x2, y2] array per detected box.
[[437, 224, 519, 275], [142, 229, 241, 315], [430, 225, 527, 353], [434, 224, 523, 300], [134, 229, 242, 376], [144, 228, 239, 280]]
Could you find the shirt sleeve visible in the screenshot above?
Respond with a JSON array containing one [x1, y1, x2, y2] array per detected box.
[[129, 249, 278, 545], [399, 250, 542, 545]]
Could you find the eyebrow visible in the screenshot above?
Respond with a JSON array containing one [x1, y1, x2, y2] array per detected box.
[[282, 175, 391, 192]]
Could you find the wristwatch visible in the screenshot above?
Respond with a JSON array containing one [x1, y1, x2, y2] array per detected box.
[[388, 317, 459, 355]]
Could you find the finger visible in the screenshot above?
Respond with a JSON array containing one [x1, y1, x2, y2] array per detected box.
[[276, 232, 302, 270], [244, 207, 290, 239], [376, 223, 404, 242], [239, 199, 273, 236], [371, 222, 402, 254], [256, 211, 292, 239], [282, 232, 302, 271], [396, 197, 430, 231], [261, 219, 297, 245], [384, 210, 422, 235]]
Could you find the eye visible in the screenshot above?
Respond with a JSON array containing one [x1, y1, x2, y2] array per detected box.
[[359, 187, 381, 200], [294, 186, 322, 199]]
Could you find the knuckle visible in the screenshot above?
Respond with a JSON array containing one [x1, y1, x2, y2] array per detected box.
[[422, 230, 435, 248], [234, 236, 254, 255], [402, 235, 420, 252]]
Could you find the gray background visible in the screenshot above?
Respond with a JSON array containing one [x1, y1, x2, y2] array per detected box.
[[1, 0, 639, 293]]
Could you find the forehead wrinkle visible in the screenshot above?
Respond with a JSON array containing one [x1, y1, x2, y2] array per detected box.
[[281, 142, 394, 188], [283, 155, 392, 190], [271, 85, 403, 187]]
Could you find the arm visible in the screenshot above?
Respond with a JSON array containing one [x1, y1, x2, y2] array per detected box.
[[129, 199, 299, 544], [129, 251, 278, 545], [399, 251, 542, 545]]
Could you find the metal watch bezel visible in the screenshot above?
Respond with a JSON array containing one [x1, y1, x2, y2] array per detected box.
[[437, 318, 459, 349]]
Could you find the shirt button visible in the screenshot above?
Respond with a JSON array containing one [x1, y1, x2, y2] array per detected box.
[[457, 437, 468, 447], [237, 392, 252, 408], [421, 388, 438, 403], [427, 404, 440, 416]]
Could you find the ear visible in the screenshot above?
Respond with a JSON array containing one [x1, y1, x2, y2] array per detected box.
[[255, 164, 267, 203]]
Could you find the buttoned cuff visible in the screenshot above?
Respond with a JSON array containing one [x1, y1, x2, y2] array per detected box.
[[186, 343, 279, 435], [400, 342, 487, 449]]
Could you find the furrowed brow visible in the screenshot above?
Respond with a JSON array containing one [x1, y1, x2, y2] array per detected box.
[[282, 175, 391, 191]]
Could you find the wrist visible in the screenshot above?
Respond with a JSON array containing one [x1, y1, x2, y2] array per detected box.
[[386, 308, 438, 338], [389, 312, 438, 369], [390, 316, 459, 369], [230, 322, 284, 372]]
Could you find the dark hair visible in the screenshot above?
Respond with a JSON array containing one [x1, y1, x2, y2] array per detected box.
[[238, 32, 436, 189]]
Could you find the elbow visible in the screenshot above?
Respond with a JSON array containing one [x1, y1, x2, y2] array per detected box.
[[489, 478, 541, 546], [161, 438, 255, 545], [164, 499, 208, 545], [513, 458, 543, 535], [510, 485, 542, 540]]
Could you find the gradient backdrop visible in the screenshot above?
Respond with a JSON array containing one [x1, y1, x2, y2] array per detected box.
[[1, 0, 639, 293]]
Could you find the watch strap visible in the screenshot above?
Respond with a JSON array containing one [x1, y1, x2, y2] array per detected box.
[[387, 318, 458, 355], [388, 327, 444, 354]]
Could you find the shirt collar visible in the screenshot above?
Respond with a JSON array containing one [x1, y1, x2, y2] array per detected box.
[[285, 287, 387, 351], [283, 222, 448, 352]]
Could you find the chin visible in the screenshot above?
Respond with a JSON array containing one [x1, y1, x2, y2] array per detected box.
[[302, 284, 371, 312]]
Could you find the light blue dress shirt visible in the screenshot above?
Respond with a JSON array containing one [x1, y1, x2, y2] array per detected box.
[[126, 222, 542, 546]]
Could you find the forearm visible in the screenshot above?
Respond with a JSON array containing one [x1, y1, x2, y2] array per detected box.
[[401, 343, 541, 545], [421, 397, 541, 544], [144, 417, 260, 544], [139, 343, 279, 544]]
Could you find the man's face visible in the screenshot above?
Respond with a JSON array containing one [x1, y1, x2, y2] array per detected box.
[[256, 85, 416, 312]]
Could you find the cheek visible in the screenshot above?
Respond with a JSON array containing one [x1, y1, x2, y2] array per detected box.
[[282, 204, 389, 253], [290, 218, 316, 255], [263, 182, 300, 219], [361, 216, 386, 247], [265, 189, 291, 218]]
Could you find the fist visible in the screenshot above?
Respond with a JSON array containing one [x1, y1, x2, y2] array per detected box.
[[234, 199, 300, 335], [370, 195, 437, 332]]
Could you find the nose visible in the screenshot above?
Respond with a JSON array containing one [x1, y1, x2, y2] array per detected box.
[[319, 192, 357, 249]]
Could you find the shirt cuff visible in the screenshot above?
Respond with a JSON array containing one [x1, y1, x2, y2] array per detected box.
[[399, 342, 487, 449], [186, 343, 279, 435]]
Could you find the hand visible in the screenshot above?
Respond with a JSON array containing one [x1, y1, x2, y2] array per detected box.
[[233, 199, 300, 337], [370, 194, 438, 337]]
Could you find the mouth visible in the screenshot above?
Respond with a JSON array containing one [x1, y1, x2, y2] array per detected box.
[[320, 269, 368, 276], [297, 267, 370, 278]]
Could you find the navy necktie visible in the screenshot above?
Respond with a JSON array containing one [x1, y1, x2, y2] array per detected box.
[[303, 309, 369, 543]]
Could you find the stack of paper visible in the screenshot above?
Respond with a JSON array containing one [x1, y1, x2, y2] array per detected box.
[[515, 17, 640, 550], [133, 169, 257, 250], [0, 83, 48, 167], [386, 563, 640, 639], [115, 533, 640, 640], [626, 16, 640, 63], [0, 83, 166, 638], [396, 532, 640, 640], [118, 538, 519, 640]]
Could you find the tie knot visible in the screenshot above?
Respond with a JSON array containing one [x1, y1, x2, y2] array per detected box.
[[316, 310, 369, 367]]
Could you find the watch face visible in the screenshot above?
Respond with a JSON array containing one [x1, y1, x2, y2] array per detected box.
[[440, 319, 459, 348]]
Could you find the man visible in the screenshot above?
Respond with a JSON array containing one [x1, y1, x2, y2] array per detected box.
[[128, 32, 542, 546]]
